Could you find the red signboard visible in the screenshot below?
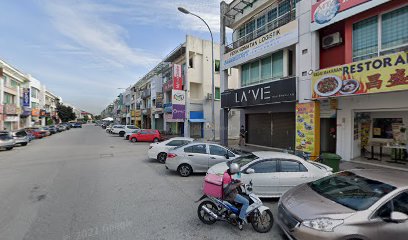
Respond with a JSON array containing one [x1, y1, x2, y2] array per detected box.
[[173, 64, 183, 90], [311, 0, 370, 23]]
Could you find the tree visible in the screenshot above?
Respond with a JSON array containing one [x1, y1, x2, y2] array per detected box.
[[57, 103, 76, 122], [83, 115, 89, 122]]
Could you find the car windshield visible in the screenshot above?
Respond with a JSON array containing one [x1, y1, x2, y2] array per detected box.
[[308, 171, 396, 211], [231, 154, 259, 167]]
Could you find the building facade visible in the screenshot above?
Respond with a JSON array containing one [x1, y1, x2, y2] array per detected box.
[[297, 0, 408, 163], [220, 0, 300, 148]]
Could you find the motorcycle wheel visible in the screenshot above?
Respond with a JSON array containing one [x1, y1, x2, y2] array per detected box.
[[197, 201, 217, 225], [251, 209, 273, 233]]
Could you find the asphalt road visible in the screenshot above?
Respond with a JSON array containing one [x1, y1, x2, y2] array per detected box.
[[0, 125, 285, 240]]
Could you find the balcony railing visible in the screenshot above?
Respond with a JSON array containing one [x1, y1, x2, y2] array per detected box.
[[226, 9, 295, 53], [141, 89, 151, 99]]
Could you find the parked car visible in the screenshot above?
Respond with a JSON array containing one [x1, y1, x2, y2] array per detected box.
[[207, 151, 332, 198], [56, 124, 66, 132], [40, 127, 51, 136], [124, 129, 140, 140], [61, 123, 71, 130], [111, 125, 137, 137], [129, 129, 163, 143], [11, 129, 29, 146], [27, 132, 36, 141], [25, 127, 46, 139], [165, 142, 239, 177], [148, 137, 194, 163], [278, 169, 408, 240], [48, 125, 58, 134], [0, 131, 15, 150], [105, 124, 114, 133], [72, 122, 82, 128]]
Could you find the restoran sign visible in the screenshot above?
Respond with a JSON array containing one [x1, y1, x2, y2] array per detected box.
[[222, 20, 298, 70], [312, 51, 408, 99]]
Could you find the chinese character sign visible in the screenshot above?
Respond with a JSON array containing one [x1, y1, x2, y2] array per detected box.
[[173, 64, 182, 90], [295, 102, 320, 159], [23, 88, 30, 107], [312, 51, 408, 99]]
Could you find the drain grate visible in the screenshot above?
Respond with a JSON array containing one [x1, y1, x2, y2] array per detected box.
[[100, 153, 114, 158]]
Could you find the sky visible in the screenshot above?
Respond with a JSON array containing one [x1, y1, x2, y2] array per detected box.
[[0, 0, 232, 114]]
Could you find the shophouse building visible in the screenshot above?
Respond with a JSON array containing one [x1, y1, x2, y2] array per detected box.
[[163, 35, 240, 139], [297, 0, 408, 164], [0, 60, 30, 130], [220, 0, 300, 148]]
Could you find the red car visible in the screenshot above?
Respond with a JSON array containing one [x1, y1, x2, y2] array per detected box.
[[25, 128, 44, 139], [129, 129, 163, 143]]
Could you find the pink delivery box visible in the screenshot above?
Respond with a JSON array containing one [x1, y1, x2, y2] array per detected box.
[[203, 173, 223, 198]]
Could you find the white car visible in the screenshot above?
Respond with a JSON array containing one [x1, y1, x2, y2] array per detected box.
[[148, 137, 194, 163], [111, 125, 138, 137], [207, 151, 333, 198], [165, 142, 240, 177]]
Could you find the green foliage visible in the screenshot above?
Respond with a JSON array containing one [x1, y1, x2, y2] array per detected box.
[[57, 103, 76, 122], [46, 118, 53, 126]]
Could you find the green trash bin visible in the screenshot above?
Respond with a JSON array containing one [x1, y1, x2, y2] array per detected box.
[[320, 153, 342, 172]]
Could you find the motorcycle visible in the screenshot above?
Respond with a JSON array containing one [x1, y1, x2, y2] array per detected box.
[[196, 181, 274, 232]]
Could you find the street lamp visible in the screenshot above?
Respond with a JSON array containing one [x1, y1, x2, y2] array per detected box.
[[177, 7, 215, 141]]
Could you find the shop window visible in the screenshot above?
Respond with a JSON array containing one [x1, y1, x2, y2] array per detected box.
[[10, 79, 19, 88], [352, 6, 408, 62], [241, 64, 250, 86], [215, 87, 221, 100], [246, 20, 255, 35], [250, 61, 260, 83], [353, 16, 378, 62], [261, 56, 272, 81], [4, 93, 14, 104], [257, 15, 266, 35], [278, 0, 291, 16], [238, 27, 246, 39], [372, 118, 403, 139], [214, 60, 220, 72], [272, 50, 284, 78], [267, 8, 277, 22], [189, 57, 194, 68], [381, 6, 408, 51]]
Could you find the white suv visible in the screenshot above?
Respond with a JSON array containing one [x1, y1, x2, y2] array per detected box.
[[111, 125, 138, 137]]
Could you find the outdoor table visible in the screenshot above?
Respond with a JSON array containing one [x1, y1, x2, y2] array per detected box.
[[383, 145, 407, 165], [365, 143, 383, 161]]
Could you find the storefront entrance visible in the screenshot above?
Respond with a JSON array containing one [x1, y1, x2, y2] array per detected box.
[[246, 112, 295, 149], [320, 118, 337, 153], [352, 110, 408, 165]]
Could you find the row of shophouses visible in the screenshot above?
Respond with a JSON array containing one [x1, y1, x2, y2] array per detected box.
[[0, 59, 84, 131], [103, 0, 408, 165]]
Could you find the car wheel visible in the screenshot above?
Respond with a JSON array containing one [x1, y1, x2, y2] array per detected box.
[[153, 138, 159, 143], [119, 131, 125, 137], [131, 138, 137, 143], [6, 147, 13, 151], [157, 152, 167, 163], [21, 142, 28, 146], [125, 135, 129, 140], [177, 164, 192, 177]]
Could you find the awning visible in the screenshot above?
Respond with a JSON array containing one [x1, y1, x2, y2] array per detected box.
[[189, 119, 206, 123]]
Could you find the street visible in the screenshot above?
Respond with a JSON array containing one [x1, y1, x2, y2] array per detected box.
[[0, 125, 285, 240]]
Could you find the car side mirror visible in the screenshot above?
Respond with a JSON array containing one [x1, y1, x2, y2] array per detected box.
[[224, 154, 229, 159], [246, 168, 255, 174], [390, 211, 408, 223]]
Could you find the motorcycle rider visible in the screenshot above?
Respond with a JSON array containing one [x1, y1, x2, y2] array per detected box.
[[223, 163, 249, 227]]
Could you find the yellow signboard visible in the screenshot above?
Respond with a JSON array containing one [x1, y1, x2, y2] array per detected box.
[[295, 102, 320, 159], [312, 51, 408, 99]]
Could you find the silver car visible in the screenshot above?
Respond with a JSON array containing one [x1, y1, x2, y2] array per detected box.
[[0, 131, 15, 151], [12, 129, 29, 146], [165, 143, 239, 177], [278, 169, 408, 240]]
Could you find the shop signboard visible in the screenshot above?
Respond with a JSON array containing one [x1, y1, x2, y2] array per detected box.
[[134, 110, 141, 117], [172, 90, 185, 105], [163, 80, 173, 92], [295, 102, 320, 159], [5, 116, 19, 122], [4, 104, 17, 115], [23, 88, 30, 107], [40, 109, 46, 117], [312, 51, 408, 99], [172, 104, 185, 120], [221, 77, 296, 108], [165, 113, 184, 122], [222, 20, 298, 70], [173, 64, 183, 90], [31, 108, 40, 117], [311, 0, 390, 31], [156, 92, 163, 108]]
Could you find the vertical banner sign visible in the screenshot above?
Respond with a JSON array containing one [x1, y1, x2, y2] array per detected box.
[[295, 102, 320, 159], [173, 64, 182, 90], [172, 89, 185, 119], [23, 88, 30, 107]]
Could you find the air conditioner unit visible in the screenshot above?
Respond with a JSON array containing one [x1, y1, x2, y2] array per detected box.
[[322, 32, 342, 49], [206, 93, 213, 100]]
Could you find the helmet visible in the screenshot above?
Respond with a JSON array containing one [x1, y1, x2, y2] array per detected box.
[[229, 163, 240, 174]]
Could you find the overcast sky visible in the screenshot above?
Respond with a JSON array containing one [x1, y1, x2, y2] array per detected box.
[[0, 0, 232, 114]]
